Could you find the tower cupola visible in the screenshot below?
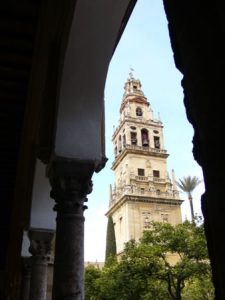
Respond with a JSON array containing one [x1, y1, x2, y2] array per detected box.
[[123, 72, 145, 99], [120, 71, 150, 115]]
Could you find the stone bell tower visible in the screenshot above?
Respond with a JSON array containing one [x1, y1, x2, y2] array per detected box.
[[106, 72, 183, 254]]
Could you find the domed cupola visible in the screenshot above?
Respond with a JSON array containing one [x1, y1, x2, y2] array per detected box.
[[120, 70, 149, 113], [123, 74, 145, 98]]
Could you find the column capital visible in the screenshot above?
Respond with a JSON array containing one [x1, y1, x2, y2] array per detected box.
[[28, 229, 54, 263], [48, 159, 95, 213], [50, 175, 93, 213]]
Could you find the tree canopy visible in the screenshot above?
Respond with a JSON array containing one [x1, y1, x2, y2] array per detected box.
[[85, 221, 214, 300], [105, 215, 117, 264]]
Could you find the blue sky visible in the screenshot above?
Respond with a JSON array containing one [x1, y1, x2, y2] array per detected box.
[[84, 0, 204, 262]]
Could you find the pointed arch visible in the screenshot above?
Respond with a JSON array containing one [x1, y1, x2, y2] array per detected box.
[[136, 106, 143, 116]]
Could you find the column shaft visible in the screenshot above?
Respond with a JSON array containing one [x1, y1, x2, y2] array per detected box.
[[21, 257, 31, 300], [30, 257, 48, 300], [49, 163, 93, 300], [28, 229, 54, 300], [53, 202, 85, 299]]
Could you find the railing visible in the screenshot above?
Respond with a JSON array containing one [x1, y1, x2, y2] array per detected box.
[[153, 177, 165, 183], [135, 176, 148, 181], [130, 174, 167, 183], [123, 116, 162, 125], [109, 186, 180, 208], [125, 144, 167, 154]]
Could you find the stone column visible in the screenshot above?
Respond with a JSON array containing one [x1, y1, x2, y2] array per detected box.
[[28, 229, 54, 300], [21, 257, 32, 300], [48, 161, 94, 300]]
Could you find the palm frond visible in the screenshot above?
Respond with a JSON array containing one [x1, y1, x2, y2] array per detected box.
[[176, 176, 201, 194]]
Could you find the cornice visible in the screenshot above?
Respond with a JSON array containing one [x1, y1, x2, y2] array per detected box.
[[106, 194, 183, 216]]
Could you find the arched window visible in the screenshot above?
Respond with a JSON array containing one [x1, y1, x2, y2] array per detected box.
[[114, 146, 117, 157], [136, 107, 143, 116], [141, 128, 149, 146], [118, 135, 122, 152], [154, 136, 160, 149], [130, 132, 137, 145], [123, 134, 126, 147]]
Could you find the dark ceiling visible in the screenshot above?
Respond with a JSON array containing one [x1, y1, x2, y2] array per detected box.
[[0, 1, 39, 269]]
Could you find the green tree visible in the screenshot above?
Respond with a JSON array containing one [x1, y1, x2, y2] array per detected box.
[[96, 252, 168, 300], [176, 176, 201, 221], [85, 265, 102, 300], [139, 221, 212, 300], [115, 239, 169, 299], [85, 221, 214, 300], [96, 260, 122, 300], [105, 215, 117, 263], [182, 275, 215, 300]]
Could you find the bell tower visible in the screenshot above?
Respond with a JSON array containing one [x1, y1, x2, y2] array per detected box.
[[106, 72, 183, 254]]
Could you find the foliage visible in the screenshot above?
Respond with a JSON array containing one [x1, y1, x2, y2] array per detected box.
[[182, 276, 215, 300], [176, 176, 201, 194], [85, 265, 102, 300], [139, 221, 211, 299], [94, 256, 168, 300], [176, 176, 202, 221], [105, 215, 117, 264], [85, 221, 214, 300]]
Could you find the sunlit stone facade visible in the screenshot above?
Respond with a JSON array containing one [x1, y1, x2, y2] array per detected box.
[[106, 73, 183, 254]]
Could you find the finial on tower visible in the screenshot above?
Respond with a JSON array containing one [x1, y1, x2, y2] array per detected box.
[[158, 112, 161, 121], [171, 169, 178, 191], [129, 67, 134, 79]]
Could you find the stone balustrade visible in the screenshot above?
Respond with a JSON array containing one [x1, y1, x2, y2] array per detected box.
[[110, 186, 180, 207]]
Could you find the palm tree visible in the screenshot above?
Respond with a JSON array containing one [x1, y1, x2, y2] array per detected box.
[[176, 176, 201, 221]]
